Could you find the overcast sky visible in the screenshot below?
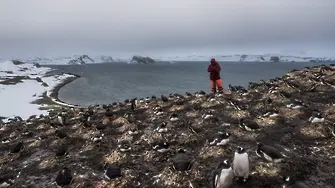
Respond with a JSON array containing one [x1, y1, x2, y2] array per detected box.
[[0, 0, 334, 58]]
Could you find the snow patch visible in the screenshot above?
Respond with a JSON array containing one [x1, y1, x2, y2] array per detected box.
[[0, 60, 77, 120]]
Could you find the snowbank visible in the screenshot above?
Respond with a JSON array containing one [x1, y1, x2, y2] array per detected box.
[[0, 60, 77, 120], [19, 55, 115, 65]]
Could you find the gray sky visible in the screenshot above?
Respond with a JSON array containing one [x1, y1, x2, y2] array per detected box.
[[0, 0, 334, 58]]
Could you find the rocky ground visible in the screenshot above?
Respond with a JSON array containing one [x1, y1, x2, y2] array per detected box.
[[1, 65, 335, 188]]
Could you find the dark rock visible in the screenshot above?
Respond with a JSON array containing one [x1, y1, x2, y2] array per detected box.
[[130, 55, 155, 64]]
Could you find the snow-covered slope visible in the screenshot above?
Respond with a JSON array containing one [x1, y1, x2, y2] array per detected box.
[[156, 54, 335, 62], [19, 55, 115, 65], [0, 60, 76, 120]]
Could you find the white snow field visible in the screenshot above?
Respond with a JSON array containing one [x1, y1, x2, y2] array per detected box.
[[0, 60, 77, 121]]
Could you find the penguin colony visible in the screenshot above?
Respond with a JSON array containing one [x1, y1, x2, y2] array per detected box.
[[1, 65, 335, 188]]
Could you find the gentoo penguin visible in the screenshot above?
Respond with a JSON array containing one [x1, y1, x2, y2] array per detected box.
[[104, 163, 122, 180], [308, 110, 325, 123], [155, 122, 168, 133], [139, 98, 145, 103], [239, 118, 260, 131], [202, 110, 215, 120], [91, 134, 104, 142], [10, 141, 23, 153], [151, 95, 157, 99], [154, 108, 164, 116], [286, 99, 305, 109], [152, 140, 170, 153], [256, 142, 285, 163], [145, 97, 151, 103], [171, 149, 192, 171], [185, 92, 193, 98], [213, 159, 234, 188], [209, 132, 231, 146], [55, 167, 73, 187], [281, 176, 310, 188], [170, 113, 179, 122], [262, 109, 280, 118], [161, 95, 169, 102], [233, 146, 250, 182], [2, 138, 11, 144], [117, 140, 132, 152], [57, 113, 65, 126]]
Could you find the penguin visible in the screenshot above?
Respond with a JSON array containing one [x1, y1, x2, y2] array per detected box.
[[213, 159, 234, 188], [228, 84, 236, 91], [171, 149, 192, 171], [55, 129, 67, 139], [170, 113, 179, 122], [105, 109, 114, 117], [232, 146, 250, 182], [202, 110, 215, 120], [308, 110, 325, 123], [152, 140, 170, 153], [10, 141, 23, 153], [154, 108, 164, 116], [185, 92, 193, 98], [55, 167, 73, 187], [21, 130, 33, 137], [131, 99, 136, 111], [153, 105, 161, 111], [281, 176, 310, 188], [155, 122, 168, 133], [117, 140, 132, 152], [151, 95, 157, 99], [239, 118, 260, 131], [286, 99, 305, 109], [209, 132, 231, 146], [175, 99, 185, 105], [91, 134, 104, 142], [145, 97, 151, 103], [262, 109, 280, 118], [139, 98, 145, 103], [55, 144, 68, 157], [2, 138, 11, 144], [161, 95, 169, 102], [168, 94, 175, 100], [57, 113, 64, 126], [104, 163, 122, 180], [255, 142, 285, 163], [112, 102, 118, 107], [128, 127, 139, 135]]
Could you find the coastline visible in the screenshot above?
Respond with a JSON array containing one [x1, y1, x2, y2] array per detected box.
[[46, 73, 81, 108]]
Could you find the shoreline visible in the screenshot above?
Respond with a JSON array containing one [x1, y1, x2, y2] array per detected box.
[[46, 72, 82, 108]]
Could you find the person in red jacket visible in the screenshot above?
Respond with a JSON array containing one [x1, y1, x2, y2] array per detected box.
[[207, 58, 223, 94]]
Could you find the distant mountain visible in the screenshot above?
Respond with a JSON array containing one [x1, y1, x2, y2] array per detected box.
[[16, 55, 115, 65], [156, 54, 335, 62], [129, 55, 155, 64], [2, 53, 334, 65]]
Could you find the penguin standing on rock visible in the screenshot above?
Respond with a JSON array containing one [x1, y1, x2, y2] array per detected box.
[[170, 113, 179, 122], [213, 159, 234, 188], [233, 146, 250, 182], [255, 142, 285, 163], [161, 95, 168, 102], [308, 110, 325, 123], [55, 167, 73, 187]]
